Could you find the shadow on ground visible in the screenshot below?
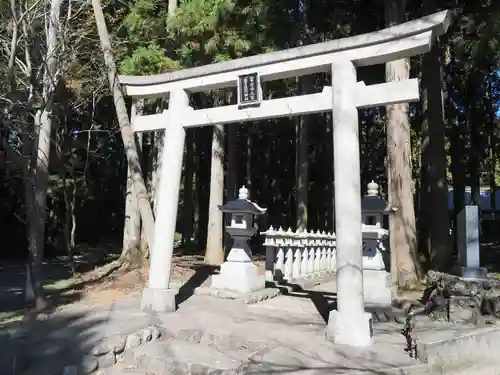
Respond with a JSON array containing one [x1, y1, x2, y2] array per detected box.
[[271, 282, 405, 326], [175, 265, 218, 307], [0, 250, 121, 318], [0, 308, 108, 375], [274, 283, 337, 323], [242, 358, 414, 375]]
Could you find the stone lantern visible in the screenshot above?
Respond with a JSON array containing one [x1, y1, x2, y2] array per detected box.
[[361, 181, 394, 269], [361, 181, 394, 306], [211, 186, 267, 294], [361, 181, 392, 228]]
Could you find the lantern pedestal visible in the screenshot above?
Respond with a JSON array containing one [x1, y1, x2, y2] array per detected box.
[[211, 262, 265, 294], [363, 270, 392, 307], [212, 230, 265, 293], [362, 227, 392, 306]]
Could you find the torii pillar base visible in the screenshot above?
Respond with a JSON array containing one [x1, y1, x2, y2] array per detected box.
[[141, 287, 176, 313], [326, 311, 373, 347]]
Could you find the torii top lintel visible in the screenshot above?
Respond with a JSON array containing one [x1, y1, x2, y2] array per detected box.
[[119, 10, 451, 98]]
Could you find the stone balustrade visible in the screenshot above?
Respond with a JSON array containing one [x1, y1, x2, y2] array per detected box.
[[262, 227, 336, 284]]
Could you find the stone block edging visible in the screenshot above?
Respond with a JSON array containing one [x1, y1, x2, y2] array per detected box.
[[62, 325, 162, 375], [193, 286, 281, 304]]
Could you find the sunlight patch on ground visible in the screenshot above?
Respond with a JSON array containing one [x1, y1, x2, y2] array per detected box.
[[44, 277, 84, 291], [0, 310, 24, 326]]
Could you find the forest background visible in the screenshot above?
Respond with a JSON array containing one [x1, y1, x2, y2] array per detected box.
[[0, 0, 499, 309]]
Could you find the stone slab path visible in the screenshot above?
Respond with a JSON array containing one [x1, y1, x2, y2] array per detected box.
[[103, 290, 495, 374], [4, 281, 500, 375]]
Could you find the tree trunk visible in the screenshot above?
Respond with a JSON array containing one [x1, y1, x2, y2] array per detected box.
[[227, 124, 238, 200], [122, 100, 144, 269], [91, 0, 155, 248], [444, 45, 465, 251], [205, 123, 225, 265], [419, 0, 450, 272], [465, 14, 495, 214], [151, 130, 164, 216], [168, 0, 177, 15], [449, 114, 466, 242], [468, 90, 481, 207], [385, 0, 420, 290], [26, 0, 64, 310], [487, 79, 497, 222], [294, 0, 310, 232], [22, 127, 37, 305], [63, 178, 77, 275], [225, 123, 238, 252], [6, 0, 18, 90], [296, 114, 309, 232], [246, 125, 252, 189], [196, 127, 212, 247], [182, 129, 195, 248]]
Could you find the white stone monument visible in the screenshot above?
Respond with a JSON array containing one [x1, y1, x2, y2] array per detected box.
[[119, 9, 452, 347], [455, 205, 487, 279], [211, 186, 267, 293]]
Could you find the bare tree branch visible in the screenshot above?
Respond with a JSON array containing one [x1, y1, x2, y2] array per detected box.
[[7, 0, 19, 89]]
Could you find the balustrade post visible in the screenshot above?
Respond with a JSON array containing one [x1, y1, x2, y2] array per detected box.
[[292, 230, 302, 280], [326, 233, 333, 273], [330, 232, 337, 272], [263, 226, 277, 283], [300, 230, 309, 278], [283, 228, 294, 281], [320, 231, 328, 273], [314, 230, 321, 275], [308, 232, 315, 277], [275, 227, 285, 282]]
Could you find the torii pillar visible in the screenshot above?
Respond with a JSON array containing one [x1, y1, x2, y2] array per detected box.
[[326, 60, 373, 347]]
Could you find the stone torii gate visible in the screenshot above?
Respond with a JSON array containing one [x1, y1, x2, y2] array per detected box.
[[119, 10, 451, 347]]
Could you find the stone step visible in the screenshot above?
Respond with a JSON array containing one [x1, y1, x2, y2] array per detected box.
[[101, 317, 500, 375], [416, 326, 500, 367], [103, 360, 500, 375], [162, 326, 276, 356], [112, 338, 244, 375], [350, 362, 500, 375], [101, 327, 276, 375]]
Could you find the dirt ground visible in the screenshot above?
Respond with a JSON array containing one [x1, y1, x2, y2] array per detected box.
[[62, 254, 266, 305], [0, 250, 427, 326], [0, 254, 268, 326]]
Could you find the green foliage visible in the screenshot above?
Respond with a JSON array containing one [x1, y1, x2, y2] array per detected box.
[[121, 0, 169, 43], [120, 44, 181, 75], [167, 0, 250, 64], [117, 0, 271, 72], [174, 232, 182, 242]]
